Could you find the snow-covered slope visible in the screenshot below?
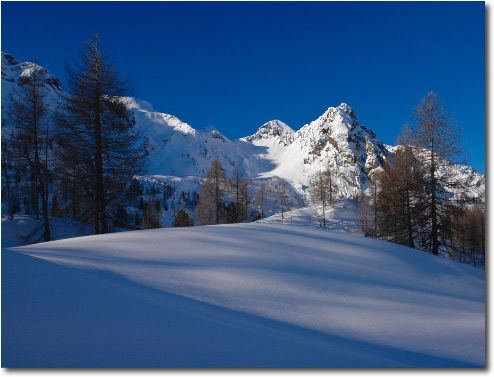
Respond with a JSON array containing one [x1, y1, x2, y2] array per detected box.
[[242, 119, 295, 142], [120, 96, 251, 177], [386, 145, 485, 201], [237, 103, 390, 195], [1, 52, 62, 114], [2, 222, 485, 367]]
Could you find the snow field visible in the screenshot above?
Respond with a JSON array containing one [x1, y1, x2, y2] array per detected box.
[[5, 220, 485, 367]]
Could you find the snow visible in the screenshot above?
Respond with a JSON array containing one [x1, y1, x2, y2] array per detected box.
[[1, 52, 486, 368], [2, 217, 485, 367], [1, 215, 92, 249], [2, 51, 485, 206], [257, 198, 363, 234]]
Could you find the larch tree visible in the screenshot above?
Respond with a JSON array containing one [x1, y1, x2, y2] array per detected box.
[[276, 178, 291, 220], [377, 126, 427, 248], [239, 176, 252, 222], [308, 169, 338, 228], [228, 161, 247, 223], [410, 91, 468, 255], [6, 64, 52, 241], [255, 180, 268, 219], [196, 158, 227, 225], [55, 34, 148, 234], [1, 128, 16, 220]]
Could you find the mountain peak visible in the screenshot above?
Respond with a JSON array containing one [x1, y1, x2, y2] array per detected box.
[[244, 119, 294, 141], [337, 103, 357, 119], [337, 102, 351, 111], [1, 51, 63, 92], [2, 52, 21, 67], [264, 119, 294, 133]]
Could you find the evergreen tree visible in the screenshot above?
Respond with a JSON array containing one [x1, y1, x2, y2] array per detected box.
[[173, 209, 194, 227]]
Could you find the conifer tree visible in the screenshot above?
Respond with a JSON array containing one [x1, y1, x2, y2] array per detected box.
[[173, 209, 194, 227], [308, 169, 337, 227], [255, 181, 268, 219], [377, 133, 426, 248], [196, 158, 227, 225], [239, 176, 251, 222], [6, 64, 52, 241], [276, 178, 291, 219], [55, 34, 148, 234], [409, 91, 468, 255]]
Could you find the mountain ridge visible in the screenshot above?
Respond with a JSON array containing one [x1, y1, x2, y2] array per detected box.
[[1, 51, 484, 201]]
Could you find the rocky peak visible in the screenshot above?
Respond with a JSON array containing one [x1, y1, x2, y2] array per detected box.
[[337, 103, 356, 119], [1, 52, 63, 92], [2, 52, 21, 67], [243, 119, 294, 141]]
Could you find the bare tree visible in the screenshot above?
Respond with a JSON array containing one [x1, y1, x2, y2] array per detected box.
[[308, 169, 338, 227], [239, 176, 252, 222], [196, 158, 227, 225], [1, 132, 15, 220], [255, 181, 268, 219], [410, 91, 468, 255], [377, 128, 427, 248], [232, 161, 241, 216], [268, 178, 278, 216], [277, 178, 291, 219], [6, 64, 52, 241], [228, 161, 250, 223], [55, 34, 148, 234]]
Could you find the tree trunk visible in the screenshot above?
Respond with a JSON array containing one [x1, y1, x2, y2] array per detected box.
[[430, 147, 438, 255]]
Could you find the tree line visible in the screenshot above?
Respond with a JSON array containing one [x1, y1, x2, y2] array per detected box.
[[195, 158, 300, 226], [306, 92, 484, 266], [358, 92, 485, 266], [2, 34, 484, 265], [2, 34, 148, 241], [1, 33, 302, 238]]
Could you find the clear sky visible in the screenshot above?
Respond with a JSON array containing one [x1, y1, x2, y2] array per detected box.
[[1, 1, 485, 173]]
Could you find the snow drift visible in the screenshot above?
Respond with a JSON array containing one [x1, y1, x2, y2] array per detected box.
[[2, 222, 485, 367]]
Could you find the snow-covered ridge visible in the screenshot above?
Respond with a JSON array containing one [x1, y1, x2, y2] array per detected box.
[[1, 52, 62, 92], [386, 145, 485, 201], [1, 52, 485, 201], [242, 119, 295, 141]]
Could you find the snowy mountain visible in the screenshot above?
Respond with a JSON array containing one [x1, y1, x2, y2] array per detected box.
[[1, 52, 62, 112], [121, 96, 249, 178], [1, 53, 486, 367], [1, 52, 485, 203], [238, 103, 390, 195], [242, 119, 295, 141], [386, 144, 485, 202]]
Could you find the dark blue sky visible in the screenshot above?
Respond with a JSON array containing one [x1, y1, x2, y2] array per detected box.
[[1, 1, 485, 173]]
